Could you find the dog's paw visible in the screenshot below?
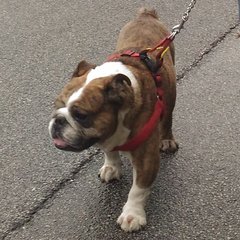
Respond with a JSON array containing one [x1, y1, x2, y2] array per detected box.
[[160, 139, 179, 153], [98, 165, 122, 183], [117, 208, 146, 232]]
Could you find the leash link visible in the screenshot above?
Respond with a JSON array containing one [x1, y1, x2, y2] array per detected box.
[[170, 0, 197, 39]]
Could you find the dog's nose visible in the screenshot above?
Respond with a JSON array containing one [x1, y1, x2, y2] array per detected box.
[[51, 116, 67, 137], [55, 116, 67, 126]]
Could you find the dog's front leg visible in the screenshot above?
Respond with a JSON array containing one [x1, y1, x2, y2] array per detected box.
[[117, 147, 159, 232], [99, 151, 122, 182]]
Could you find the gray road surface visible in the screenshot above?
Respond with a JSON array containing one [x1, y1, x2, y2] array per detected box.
[[1, 0, 239, 239]]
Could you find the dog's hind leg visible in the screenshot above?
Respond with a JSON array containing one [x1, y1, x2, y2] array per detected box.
[[158, 71, 178, 153], [159, 109, 178, 153]]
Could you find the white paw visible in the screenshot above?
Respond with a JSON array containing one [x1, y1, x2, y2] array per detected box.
[[117, 207, 146, 232], [98, 164, 122, 183]]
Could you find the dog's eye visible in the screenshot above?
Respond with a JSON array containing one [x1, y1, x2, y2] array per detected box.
[[73, 110, 91, 128], [75, 112, 87, 121]]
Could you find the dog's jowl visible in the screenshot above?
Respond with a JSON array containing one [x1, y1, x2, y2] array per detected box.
[[49, 8, 178, 232]]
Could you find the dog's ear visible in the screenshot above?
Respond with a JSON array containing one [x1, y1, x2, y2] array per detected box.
[[106, 74, 132, 105], [72, 60, 96, 78]]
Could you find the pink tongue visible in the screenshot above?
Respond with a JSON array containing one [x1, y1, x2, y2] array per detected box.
[[53, 138, 67, 148]]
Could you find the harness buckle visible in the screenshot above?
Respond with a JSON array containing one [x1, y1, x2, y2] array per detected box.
[[139, 51, 162, 73]]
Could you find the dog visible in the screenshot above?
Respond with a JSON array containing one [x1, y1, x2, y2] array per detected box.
[[48, 8, 178, 232]]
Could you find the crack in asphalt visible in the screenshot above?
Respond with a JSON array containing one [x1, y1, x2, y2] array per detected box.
[[2, 21, 240, 239], [2, 149, 101, 240], [176, 22, 240, 82]]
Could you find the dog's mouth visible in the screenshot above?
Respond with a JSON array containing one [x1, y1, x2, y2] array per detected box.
[[53, 138, 68, 148], [52, 137, 99, 152]]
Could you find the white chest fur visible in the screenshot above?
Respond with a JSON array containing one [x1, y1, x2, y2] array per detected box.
[[98, 109, 130, 152]]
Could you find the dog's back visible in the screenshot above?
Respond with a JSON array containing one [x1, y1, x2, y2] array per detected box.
[[116, 8, 175, 64]]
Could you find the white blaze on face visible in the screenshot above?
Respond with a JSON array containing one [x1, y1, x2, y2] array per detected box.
[[67, 88, 84, 106], [67, 62, 139, 106]]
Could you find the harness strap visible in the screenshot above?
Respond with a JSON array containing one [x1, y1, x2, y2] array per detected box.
[[107, 50, 140, 61], [112, 99, 164, 151]]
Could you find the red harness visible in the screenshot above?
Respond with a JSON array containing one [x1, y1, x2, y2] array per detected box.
[[107, 36, 174, 151]]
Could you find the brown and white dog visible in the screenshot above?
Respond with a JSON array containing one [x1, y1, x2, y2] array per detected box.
[[48, 8, 178, 232]]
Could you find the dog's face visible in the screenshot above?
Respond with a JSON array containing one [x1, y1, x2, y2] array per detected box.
[[48, 60, 133, 152]]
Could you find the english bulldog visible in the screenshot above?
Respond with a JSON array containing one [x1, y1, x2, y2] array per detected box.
[[48, 8, 178, 232]]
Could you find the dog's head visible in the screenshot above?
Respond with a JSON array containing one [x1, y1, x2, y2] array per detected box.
[[48, 60, 134, 152]]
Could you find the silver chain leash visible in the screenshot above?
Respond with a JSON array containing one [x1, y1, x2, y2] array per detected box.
[[170, 0, 197, 39]]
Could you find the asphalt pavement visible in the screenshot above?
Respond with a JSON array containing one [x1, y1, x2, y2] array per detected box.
[[0, 0, 239, 239]]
